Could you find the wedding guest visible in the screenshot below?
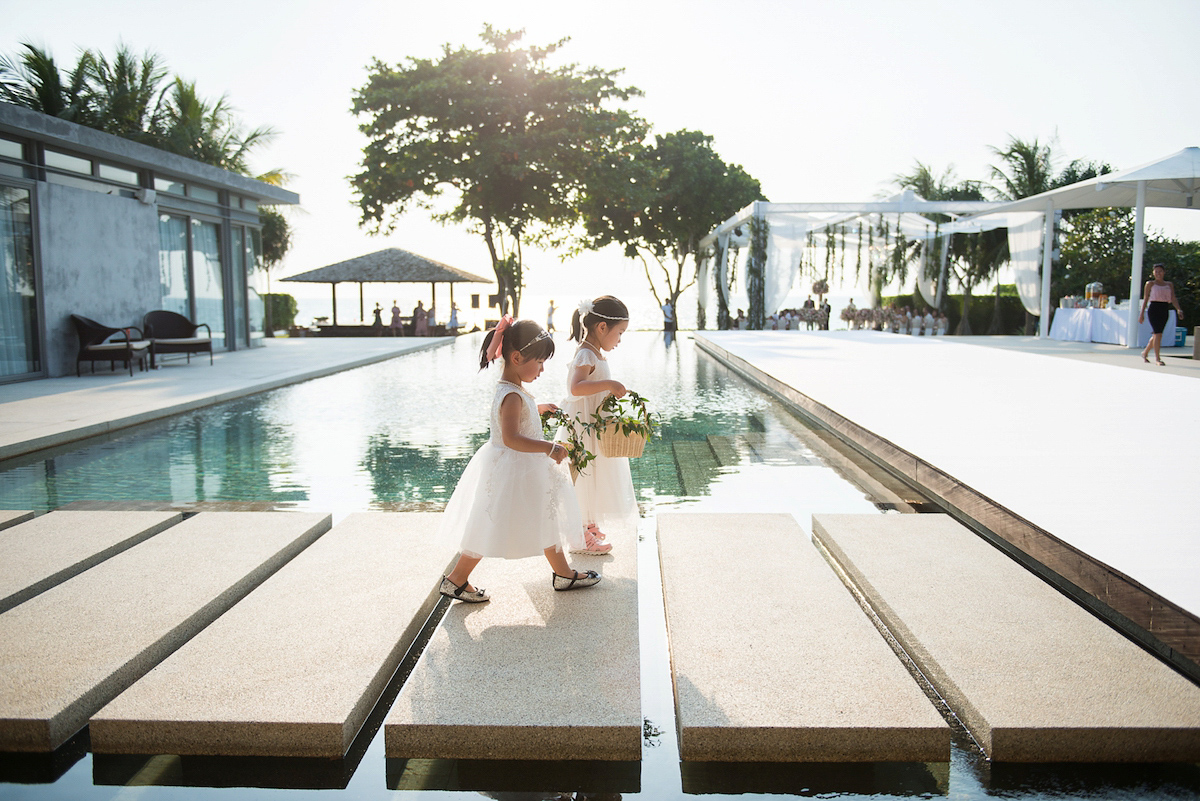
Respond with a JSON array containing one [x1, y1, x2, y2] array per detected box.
[[389, 300, 404, 336], [1140, 263, 1184, 366], [413, 300, 428, 336]]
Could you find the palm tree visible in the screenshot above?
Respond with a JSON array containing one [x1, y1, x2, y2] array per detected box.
[[88, 44, 168, 141], [988, 135, 1057, 201], [894, 161, 986, 314], [151, 78, 276, 173], [0, 43, 95, 124]]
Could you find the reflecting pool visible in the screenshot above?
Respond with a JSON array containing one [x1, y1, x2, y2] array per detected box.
[[1, 333, 1198, 801]]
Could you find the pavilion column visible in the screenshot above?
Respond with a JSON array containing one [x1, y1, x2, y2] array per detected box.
[[1126, 180, 1147, 348], [331, 283, 338, 325], [359, 283, 364, 324], [1039, 200, 1054, 338]]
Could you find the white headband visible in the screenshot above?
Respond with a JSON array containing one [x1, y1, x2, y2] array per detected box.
[[577, 298, 628, 322]]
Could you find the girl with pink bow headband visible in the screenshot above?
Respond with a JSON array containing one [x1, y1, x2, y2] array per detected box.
[[438, 317, 601, 603]]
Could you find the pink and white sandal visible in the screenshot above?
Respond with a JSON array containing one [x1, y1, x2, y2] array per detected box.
[[571, 525, 612, 555], [585, 523, 608, 542]]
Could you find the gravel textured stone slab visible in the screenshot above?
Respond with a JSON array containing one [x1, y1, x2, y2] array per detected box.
[[385, 526, 641, 760], [90, 513, 457, 757], [0, 510, 34, 531], [0, 511, 330, 752], [658, 512, 948, 762], [0, 511, 181, 613], [813, 513, 1200, 762]]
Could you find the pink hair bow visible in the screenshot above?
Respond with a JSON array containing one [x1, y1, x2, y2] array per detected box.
[[485, 314, 514, 362]]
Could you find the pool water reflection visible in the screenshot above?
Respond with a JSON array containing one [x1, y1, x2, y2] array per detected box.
[[1, 333, 1198, 800]]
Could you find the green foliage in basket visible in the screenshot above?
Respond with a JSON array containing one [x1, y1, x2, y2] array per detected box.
[[540, 407, 596, 476], [590, 390, 658, 440]]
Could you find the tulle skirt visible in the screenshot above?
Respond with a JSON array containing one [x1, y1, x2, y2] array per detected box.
[[440, 442, 584, 559]]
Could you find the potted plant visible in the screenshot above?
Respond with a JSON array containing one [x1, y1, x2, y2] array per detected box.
[[589, 390, 658, 459], [540, 408, 596, 480]]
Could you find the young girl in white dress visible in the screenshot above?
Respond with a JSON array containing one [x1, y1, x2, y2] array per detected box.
[[561, 296, 640, 554], [439, 317, 600, 603]]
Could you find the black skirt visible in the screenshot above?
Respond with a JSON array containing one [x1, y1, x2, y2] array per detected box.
[[1147, 301, 1170, 334]]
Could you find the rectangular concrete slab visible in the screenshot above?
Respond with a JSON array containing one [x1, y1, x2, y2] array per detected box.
[[90, 513, 457, 757], [385, 525, 641, 760], [658, 512, 948, 762], [0, 510, 34, 531], [0, 511, 182, 613], [812, 513, 1200, 762], [0, 511, 330, 752]]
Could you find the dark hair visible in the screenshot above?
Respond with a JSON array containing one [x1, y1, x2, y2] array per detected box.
[[570, 295, 629, 342], [478, 319, 555, 369]]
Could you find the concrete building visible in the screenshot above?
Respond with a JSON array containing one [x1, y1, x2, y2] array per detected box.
[[0, 102, 299, 381]]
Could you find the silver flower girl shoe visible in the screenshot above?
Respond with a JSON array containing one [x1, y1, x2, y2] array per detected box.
[[440, 575, 490, 603], [552, 570, 601, 591]]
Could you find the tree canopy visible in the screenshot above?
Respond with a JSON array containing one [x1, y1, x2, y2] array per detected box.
[[351, 25, 647, 316], [573, 129, 764, 323]]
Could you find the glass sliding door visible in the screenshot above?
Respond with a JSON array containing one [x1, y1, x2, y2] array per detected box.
[[230, 227, 247, 347], [248, 228, 264, 342], [157, 214, 190, 316], [191, 219, 224, 349], [0, 185, 39, 378]]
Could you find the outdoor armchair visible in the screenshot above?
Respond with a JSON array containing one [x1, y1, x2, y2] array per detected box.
[[70, 315, 153, 376], [143, 310, 213, 365]]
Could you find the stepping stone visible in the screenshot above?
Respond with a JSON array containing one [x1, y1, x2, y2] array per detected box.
[[385, 526, 641, 761], [0, 511, 181, 613], [0, 511, 330, 752], [673, 441, 720, 497], [812, 513, 1200, 762], [658, 512, 948, 762], [90, 513, 457, 758], [705, 435, 740, 467], [0, 510, 33, 532]]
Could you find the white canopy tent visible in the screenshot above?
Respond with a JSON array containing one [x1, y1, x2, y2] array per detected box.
[[956, 147, 1200, 344], [698, 194, 998, 325]]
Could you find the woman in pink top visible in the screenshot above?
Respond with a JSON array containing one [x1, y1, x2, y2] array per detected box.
[[1139, 263, 1185, 365]]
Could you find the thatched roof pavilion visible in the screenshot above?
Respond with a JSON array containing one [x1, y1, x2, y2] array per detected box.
[[282, 247, 492, 324]]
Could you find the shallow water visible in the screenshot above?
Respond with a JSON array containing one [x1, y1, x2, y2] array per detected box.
[[1, 333, 1198, 800]]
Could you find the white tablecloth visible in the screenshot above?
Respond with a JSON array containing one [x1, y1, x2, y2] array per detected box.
[[1049, 307, 1173, 347]]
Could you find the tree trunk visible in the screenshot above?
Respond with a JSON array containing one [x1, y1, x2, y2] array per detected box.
[[987, 283, 1003, 335], [957, 289, 973, 335]]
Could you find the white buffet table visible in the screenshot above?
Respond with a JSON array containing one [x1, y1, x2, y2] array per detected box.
[[1049, 307, 1174, 348]]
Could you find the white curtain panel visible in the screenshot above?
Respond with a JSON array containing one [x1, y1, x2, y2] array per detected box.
[[1005, 212, 1045, 316]]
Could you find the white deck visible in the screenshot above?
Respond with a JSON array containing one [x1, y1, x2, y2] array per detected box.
[[697, 331, 1200, 617]]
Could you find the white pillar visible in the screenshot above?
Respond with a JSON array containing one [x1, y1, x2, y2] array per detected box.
[[1038, 200, 1055, 337], [1126, 180, 1147, 348]]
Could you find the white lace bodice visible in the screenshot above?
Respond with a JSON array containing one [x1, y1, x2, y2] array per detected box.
[[491, 382, 541, 446]]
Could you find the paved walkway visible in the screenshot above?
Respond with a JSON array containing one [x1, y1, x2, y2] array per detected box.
[[0, 337, 448, 461], [696, 331, 1200, 622]]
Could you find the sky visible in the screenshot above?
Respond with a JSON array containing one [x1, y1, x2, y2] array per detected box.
[[5, 0, 1200, 327]]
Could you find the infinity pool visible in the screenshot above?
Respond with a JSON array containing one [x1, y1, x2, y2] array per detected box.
[[2, 333, 1197, 801]]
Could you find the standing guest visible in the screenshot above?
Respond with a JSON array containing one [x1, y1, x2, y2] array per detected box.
[[547, 300, 557, 334], [389, 300, 404, 336], [923, 308, 935, 336], [438, 317, 598, 602], [735, 309, 748, 330], [937, 312, 948, 336], [1140, 263, 1185, 366], [661, 300, 676, 332], [371, 303, 384, 335], [448, 301, 460, 333], [413, 300, 428, 337], [845, 298, 858, 330], [820, 299, 831, 330]]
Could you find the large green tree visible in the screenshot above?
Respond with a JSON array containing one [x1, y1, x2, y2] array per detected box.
[[351, 26, 646, 316], [574, 129, 764, 328]]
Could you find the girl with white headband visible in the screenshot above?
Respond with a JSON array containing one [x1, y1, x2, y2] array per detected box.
[[438, 316, 600, 602], [561, 295, 639, 554]]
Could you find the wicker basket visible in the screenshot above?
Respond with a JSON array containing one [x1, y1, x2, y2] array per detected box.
[[598, 423, 648, 458]]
